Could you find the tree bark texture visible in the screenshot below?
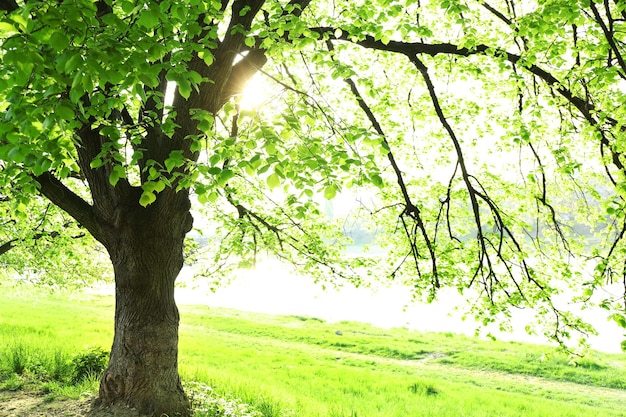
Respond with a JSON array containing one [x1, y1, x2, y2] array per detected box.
[[93, 192, 193, 417]]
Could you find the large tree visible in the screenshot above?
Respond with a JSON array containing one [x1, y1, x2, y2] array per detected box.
[[2, 0, 626, 415]]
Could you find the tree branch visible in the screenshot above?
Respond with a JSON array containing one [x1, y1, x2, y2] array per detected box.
[[206, 0, 312, 109], [590, 0, 626, 79], [407, 55, 544, 304], [74, 121, 133, 216], [324, 39, 439, 288], [34, 173, 103, 241], [0, 238, 17, 257], [186, 0, 265, 112], [527, 141, 572, 254], [479, 1, 512, 26], [309, 27, 626, 175], [410, 55, 483, 285]]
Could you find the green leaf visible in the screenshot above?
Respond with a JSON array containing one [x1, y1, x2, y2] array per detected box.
[[610, 314, 626, 329], [142, 179, 167, 194], [10, 14, 27, 31], [197, 191, 209, 204], [267, 173, 280, 189], [109, 165, 126, 186], [121, 1, 138, 14], [32, 157, 52, 176], [49, 31, 70, 50], [7, 146, 25, 163], [217, 169, 234, 187], [137, 8, 160, 29], [188, 71, 203, 85], [0, 22, 18, 35], [165, 159, 176, 172], [239, 5, 251, 16], [197, 117, 213, 132], [147, 166, 159, 180], [178, 78, 192, 99], [56, 102, 75, 121], [244, 164, 255, 176], [65, 53, 83, 73], [58, 166, 71, 179], [142, 181, 157, 193], [69, 83, 84, 103], [207, 191, 218, 203], [109, 172, 119, 186], [138, 73, 159, 88], [209, 154, 220, 166], [190, 139, 203, 152], [12, 62, 33, 85], [370, 174, 384, 188], [323, 184, 338, 200], [199, 50, 214, 66], [139, 191, 157, 207], [90, 158, 103, 169], [164, 151, 185, 172], [153, 180, 166, 193], [198, 190, 219, 204]]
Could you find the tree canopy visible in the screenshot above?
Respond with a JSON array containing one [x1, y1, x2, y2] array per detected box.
[[2, 0, 626, 415]]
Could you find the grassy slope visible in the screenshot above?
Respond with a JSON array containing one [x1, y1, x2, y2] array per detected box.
[[0, 286, 625, 417]]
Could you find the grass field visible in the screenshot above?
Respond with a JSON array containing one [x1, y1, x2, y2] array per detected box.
[[0, 284, 625, 417]]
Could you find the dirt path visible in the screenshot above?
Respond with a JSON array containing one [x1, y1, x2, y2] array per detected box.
[[0, 391, 146, 417], [0, 391, 94, 417]]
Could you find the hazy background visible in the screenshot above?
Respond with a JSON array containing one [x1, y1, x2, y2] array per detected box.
[[172, 259, 624, 354]]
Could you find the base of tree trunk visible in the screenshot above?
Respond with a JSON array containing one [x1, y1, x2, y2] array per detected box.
[[91, 389, 190, 417], [91, 390, 190, 417], [92, 297, 192, 417], [88, 401, 143, 417]]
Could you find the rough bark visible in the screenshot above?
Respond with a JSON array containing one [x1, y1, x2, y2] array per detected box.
[[92, 191, 193, 417]]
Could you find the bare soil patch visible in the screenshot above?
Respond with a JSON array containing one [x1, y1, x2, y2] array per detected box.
[[0, 390, 93, 416], [0, 390, 158, 417]]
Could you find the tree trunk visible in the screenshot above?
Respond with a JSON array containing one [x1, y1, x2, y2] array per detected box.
[[93, 196, 193, 417]]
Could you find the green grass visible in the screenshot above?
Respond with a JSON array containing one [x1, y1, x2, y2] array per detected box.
[[0, 284, 625, 417], [179, 306, 626, 389]]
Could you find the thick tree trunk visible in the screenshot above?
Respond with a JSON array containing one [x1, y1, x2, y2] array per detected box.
[[93, 196, 193, 417]]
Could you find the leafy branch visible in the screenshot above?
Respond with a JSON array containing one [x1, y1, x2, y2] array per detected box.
[[410, 54, 544, 306], [324, 39, 439, 291]]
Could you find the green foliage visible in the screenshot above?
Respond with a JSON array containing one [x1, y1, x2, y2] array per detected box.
[[0, 373, 24, 391], [69, 346, 108, 383], [0, 343, 68, 385], [187, 382, 273, 417], [0, 339, 109, 387], [5, 342, 28, 375], [0, 194, 112, 287]]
